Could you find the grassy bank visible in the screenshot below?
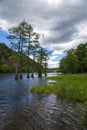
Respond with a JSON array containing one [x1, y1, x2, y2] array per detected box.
[[30, 74, 87, 105], [30, 74, 87, 127]]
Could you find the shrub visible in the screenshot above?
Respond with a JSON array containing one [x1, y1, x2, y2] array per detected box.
[[0, 64, 10, 73]]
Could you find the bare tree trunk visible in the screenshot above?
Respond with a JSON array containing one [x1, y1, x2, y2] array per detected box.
[[27, 61, 30, 78], [15, 62, 19, 80], [15, 48, 20, 80], [19, 46, 23, 79], [31, 63, 34, 78], [44, 68, 47, 77], [27, 47, 30, 78], [19, 58, 22, 79], [38, 73, 42, 78], [31, 53, 35, 78], [44, 60, 47, 77], [38, 64, 42, 78], [27, 35, 31, 79], [31, 69, 34, 78], [31, 61, 34, 78]]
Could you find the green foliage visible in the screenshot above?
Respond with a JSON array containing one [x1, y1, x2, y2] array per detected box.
[[0, 64, 10, 73], [0, 43, 40, 73], [7, 20, 48, 78], [30, 74, 87, 103], [30, 74, 87, 127], [60, 43, 87, 73], [0, 43, 16, 72], [48, 68, 59, 73], [36, 47, 51, 76]]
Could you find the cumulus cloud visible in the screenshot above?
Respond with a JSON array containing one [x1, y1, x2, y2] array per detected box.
[[0, 0, 87, 68]]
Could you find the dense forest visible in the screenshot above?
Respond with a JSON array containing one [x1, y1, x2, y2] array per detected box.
[[59, 42, 87, 73]]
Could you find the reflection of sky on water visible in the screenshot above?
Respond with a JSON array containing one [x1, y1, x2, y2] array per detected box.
[[0, 73, 85, 130]]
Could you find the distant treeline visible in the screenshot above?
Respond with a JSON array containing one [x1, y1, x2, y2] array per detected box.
[[59, 42, 87, 73], [48, 68, 58, 73]]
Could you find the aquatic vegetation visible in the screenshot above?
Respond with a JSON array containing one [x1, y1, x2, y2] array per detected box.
[[30, 74, 87, 127], [30, 74, 87, 104]]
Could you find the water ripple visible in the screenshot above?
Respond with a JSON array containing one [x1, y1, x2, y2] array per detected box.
[[0, 74, 86, 130]]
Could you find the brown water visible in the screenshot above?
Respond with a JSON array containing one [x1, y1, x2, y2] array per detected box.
[[0, 73, 86, 130]]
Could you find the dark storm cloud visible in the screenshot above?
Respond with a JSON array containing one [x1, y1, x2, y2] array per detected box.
[[0, 0, 87, 47], [43, 3, 87, 44], [45, 27, 77, 44], [0, 0, 47, 25]]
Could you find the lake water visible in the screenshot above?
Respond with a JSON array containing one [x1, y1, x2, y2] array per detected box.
[[0, 73, 86, 130]]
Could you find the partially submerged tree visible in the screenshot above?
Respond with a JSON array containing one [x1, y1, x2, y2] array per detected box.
[[7, 20, 50, 79], [41, 48, 51, 77], [17, 21, 27, 79], [7, 27, 21, 80], [24, 24, 34, 78], [30, 33, 40, 78], [7, 21, 28, 79], [36, 47, 50, 77]]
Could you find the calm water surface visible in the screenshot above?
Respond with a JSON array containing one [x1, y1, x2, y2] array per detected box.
[[0, 73, 86, 130]]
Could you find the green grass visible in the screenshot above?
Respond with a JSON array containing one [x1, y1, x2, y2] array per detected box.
[[30, 74, 87, 127], [30, 74, 87, 105]]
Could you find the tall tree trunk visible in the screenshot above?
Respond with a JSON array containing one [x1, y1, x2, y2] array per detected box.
[[15, 48, 20, 80], [27, 46, 30, 79], [44, 66, 47, 77], [38, 63, 42, 78], [19, 56, 22, 79], [27, 59, 30, 78], [31, 52, 35, 78], [38, 73, 42, 78], [31, 69, 34, 78], [27, 35, 31, 79], [44, 59, 47, 77], [31, 62, 34, 78], [15, 62, 19, 80], [19, 40, 23, 79]]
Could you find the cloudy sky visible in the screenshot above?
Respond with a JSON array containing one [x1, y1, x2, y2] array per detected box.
[[0, 0, 87, 68]]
